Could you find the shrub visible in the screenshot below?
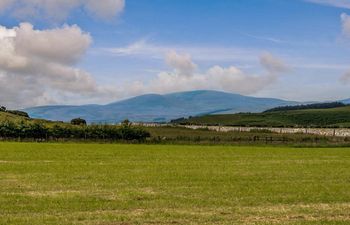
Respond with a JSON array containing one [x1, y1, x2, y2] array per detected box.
[[71, 118, 87, 126], [0, 120, 150, 142]]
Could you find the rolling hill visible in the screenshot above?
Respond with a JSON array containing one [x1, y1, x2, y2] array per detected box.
[[0, 111, 30, 123], [24, 90, 297, 123], [177, 105, 350, 128], [0, 110, 60, 126]]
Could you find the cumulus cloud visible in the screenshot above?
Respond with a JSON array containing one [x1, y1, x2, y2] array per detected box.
[[0, 0, 125, 22], [15, 23, 92, 65], [260, 52, 289, 74], [141, 51, 288, 95], [0, 23, 117, 108], [165, 51, 197, 77]]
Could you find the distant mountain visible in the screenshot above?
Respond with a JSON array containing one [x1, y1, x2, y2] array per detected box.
[[341, 99, 350, 104], [24, 90, 299, 123]]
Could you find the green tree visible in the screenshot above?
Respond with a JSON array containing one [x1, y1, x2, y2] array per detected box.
[[71, 118, 87, 126]]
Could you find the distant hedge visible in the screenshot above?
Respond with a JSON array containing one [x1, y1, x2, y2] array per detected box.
[[0, 121, 150, 141], [264, 102, 346, 113], [71, 118, 87, 126]]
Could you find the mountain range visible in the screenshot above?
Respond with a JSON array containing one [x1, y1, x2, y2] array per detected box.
[[24, 90, 299, 123], [24, 90, 348, 123]]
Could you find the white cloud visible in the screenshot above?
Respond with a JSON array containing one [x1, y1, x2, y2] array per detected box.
[[0, 0, 125, 22], [306, 0, 350, 9], [85, 0, 125, 20], [0, 23, 117, 108], [138, 51, 288, 95], [15, 23, 92, 64], [260, 52, 289, 74], [165, 51, 197, 77], [240, 32, 286, 44], [103, 39, 259, 62]]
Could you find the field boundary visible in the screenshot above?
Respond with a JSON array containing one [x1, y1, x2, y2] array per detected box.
[[181, 125, 350, 137], [133, 123, 350, 137]]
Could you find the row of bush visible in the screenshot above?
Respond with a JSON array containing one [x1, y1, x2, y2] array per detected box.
[[264, 102, 346, 113], [0, 121, 150, 141]]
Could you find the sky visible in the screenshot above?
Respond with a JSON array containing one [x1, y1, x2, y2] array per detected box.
[[0, 0, 350, 108]]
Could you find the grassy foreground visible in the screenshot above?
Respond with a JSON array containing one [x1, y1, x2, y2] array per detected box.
[[1, 143, 350, 224]]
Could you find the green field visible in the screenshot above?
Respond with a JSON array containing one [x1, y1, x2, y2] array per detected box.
[[178, 106, 350, 128], [1, 143, 350, 224]]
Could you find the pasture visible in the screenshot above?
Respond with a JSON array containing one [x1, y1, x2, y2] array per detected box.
[[178, 106, 350, 128], [1, 143, 350, 224]]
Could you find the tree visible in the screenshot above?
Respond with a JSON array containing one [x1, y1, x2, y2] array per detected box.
[[121, 119, 132, 127], [28, 123, 48, 140], [71, 118, 87, 126]]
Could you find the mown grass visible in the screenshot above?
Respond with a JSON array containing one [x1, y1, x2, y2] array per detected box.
[[1, 143, 350, 224]]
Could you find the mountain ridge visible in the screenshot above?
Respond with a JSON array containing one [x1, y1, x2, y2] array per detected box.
[[24, 90, 301, 123], [342, 98, 350, 104]]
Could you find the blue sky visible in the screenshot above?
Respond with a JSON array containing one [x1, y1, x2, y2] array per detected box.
[[0, 0, 350, 108]]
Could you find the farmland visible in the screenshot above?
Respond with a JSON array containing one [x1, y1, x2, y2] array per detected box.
[[1, 143, 350, 224], [177, 106, 350, 128]]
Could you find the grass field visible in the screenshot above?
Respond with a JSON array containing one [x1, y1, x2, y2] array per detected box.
[[178, 106, 350, 128], [1, 143, 350, 224], [145, 126, 350, 146]]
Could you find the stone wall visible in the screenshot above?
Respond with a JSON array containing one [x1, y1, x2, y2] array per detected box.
[[133, 123, 350, 137], [181, 125, 350, 137]]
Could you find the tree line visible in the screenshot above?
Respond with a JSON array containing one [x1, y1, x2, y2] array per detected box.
[[264, 102, 346, 113], [0, 120, 150, 142]]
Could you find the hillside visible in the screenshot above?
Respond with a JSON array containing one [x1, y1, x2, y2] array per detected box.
[[0, 111, 31, 123], [0, 111, 59, 126], [177, 106, 350, 128], [24, 90, 297, 123]]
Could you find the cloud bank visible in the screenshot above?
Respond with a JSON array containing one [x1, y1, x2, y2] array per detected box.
[[0, 23, 117, 108], [138, 51, 289, 95], [0, 0, 125, 22]]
